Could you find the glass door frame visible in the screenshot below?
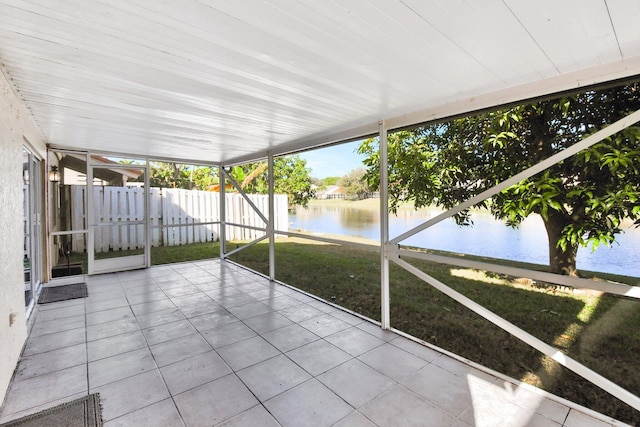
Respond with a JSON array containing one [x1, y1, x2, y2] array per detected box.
[[23, 147, 43, 317], [48, 149, 89, 282], [87, 159, 150, 275]]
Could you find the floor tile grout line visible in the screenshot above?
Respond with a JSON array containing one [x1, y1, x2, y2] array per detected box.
[[12, 264, 328, 418], [231, 356, 284, 422], [86, 276, 125, 397], [91, 267, 188, 424], [562, 408, 572, 426], [1, 283, 91, 419], [213, 266, 456, 422], [162, 261, 267, 425], [180, 271, 363, 414], [30, 306, 85, 324], [6, 259, 613, 427], [177, 261, 623, 425], [20, 327, 86, 358]]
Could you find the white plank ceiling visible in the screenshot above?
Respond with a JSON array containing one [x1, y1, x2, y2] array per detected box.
[[1, 0, 640, 164]]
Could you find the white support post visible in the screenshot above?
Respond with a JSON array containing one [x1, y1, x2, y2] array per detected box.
[[268, 153, 276, 281], [144, 159, 151, 268], [219, 166, 226, 260], [86, 162, 95, 274], [379, 120, 391, 330]]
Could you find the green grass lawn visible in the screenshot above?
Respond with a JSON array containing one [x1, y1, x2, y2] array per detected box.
[[67, 238, 639, 423]]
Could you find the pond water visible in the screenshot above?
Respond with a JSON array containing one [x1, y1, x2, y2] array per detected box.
[[289, 205, 640, 278]]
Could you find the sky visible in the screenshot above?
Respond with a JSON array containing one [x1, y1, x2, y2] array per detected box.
[[297, 140, 367, 179]]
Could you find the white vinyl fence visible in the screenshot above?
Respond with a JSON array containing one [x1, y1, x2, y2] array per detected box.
[[69, 186, 288, 253]]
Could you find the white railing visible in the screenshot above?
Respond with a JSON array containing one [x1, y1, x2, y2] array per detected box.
[[69, 186, 288, 252]]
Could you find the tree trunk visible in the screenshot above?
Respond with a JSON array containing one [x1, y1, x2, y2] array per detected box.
[[542, 210, 579, 276]]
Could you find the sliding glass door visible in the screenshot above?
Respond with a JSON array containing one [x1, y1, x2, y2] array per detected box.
[[23, 148, 42, 313]]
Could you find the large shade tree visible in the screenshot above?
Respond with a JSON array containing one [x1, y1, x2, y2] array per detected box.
[[359, 83, 640, 276], [232, 155, 314, 208]]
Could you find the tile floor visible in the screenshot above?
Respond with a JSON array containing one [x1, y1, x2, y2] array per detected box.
[[0, 260, 628, 426]]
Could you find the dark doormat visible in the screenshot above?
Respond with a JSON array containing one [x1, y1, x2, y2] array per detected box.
[[52, 263, 84, 278], [38, 283, 87, 304], [0, 393, 102, 427]]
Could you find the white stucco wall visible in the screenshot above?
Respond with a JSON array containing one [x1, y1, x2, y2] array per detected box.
[[0, 69, 46, 404]]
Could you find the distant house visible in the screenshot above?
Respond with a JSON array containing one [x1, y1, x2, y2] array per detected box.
[[314, 185, 346, 199]]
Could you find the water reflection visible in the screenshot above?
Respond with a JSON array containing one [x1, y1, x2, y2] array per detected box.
[[290, 205, 640, 277], [338, 207, 377, 230]]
